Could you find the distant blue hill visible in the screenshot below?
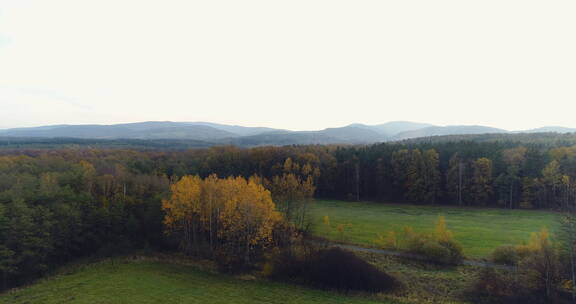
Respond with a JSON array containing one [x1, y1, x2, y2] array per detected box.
[[1, 121, 574, 146]]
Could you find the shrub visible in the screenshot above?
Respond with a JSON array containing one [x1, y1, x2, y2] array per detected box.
[[403, 217, 464, 265], [266, 250, 307, 282], [375, 231, 398, 250], [213, 251, 252, 274], [305, 248, 399, 293], [439, 239, 464, 264], [519, 243, 563, 301], [406, 237, 463, 265], [491, 245, 519, 266], [260, 260, 275, 277], [477, 229, 568, 303], [467, 268, 529, 304], [492, 229, 554, 266], [268, 247, 399, 294], [414, 239, 452, 264], [468, 265, 567, 304], [515, 228, 551, 260]]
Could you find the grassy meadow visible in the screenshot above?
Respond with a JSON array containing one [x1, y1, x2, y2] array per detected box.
[[310, 200, 560, 258], [2, 201, 561, 304], [1, 260, 394, 304]]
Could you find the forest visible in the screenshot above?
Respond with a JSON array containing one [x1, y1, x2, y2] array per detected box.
[[2, 137, 576, 302]]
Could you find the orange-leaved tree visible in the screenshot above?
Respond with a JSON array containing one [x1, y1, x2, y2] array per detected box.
[[162, 175, 202, 254], [162, 175, 283, 265]]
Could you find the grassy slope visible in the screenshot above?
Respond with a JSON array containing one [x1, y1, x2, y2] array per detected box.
[[310, 200, 560, 258], [2, 260, 391, 304]]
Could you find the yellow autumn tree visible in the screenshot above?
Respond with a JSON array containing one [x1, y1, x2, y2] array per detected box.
[[434, 216, 453, 242], [162, 175, 202, 254], [266, 173, 316, 230], [217, 176, 282, 262], [375, 231, 398, 249], [515, 228, 562, 299], [162, 175, 282, 264], [516, 228, 551, 256]]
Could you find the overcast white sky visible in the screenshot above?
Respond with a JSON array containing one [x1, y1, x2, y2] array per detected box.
[[0, 1, 575, 131]]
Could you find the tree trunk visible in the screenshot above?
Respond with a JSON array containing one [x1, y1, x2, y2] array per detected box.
[[355, 162, 360, 202], [570, 237, 576, 302], [458, 162, 463, 206], [1, 271, 6, 291], [509, 182, 513, 209]]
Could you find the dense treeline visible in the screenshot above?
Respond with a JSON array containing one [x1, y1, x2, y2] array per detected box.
[[0, 151, 170, 289], [2, 139, 576, 290], [114, 140, 574, 209], [351, 142, 576, 209], [0, 148, 319, 289], [3, 132, 576, 150]]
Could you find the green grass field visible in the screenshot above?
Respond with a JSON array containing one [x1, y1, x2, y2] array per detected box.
[[310, 200, 560, 258], [2, 201, 559, 304], [1, 260, 392, 304]]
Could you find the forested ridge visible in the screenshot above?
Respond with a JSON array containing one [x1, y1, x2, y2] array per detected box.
[[2, 138, 576, 293]]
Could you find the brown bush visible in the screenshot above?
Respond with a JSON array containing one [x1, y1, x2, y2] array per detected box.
[[491, 245, 519, 266], [268, 247, 400, 294], [467, 268, 528, 304]]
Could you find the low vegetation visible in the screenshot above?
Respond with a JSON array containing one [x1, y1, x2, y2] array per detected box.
[[268, 247, 399, 294], [490, 245, 518, 266], [403, 217, 464, 265], [473, 229, 572, 303], [0, 260, 388, 304], [356, 251, 481, 303], [311, 200, 559, 258]]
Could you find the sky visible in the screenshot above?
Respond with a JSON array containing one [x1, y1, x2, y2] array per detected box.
[[0, 1, 575, 131]]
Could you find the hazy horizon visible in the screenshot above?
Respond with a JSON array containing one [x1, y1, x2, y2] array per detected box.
[[2, 119, 575, 133], [1, 1, 575, 131]]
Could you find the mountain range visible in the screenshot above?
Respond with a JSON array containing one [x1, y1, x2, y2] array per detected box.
[[1, 121, 575, 146]]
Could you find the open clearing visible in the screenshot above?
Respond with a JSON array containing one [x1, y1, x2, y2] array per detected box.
[[2, 201, 559, 303], [310, 200, 560, 258], [1, 255, 482, 304], [1, 260, 391, 304]]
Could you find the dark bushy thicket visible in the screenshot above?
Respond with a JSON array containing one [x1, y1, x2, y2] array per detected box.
[[467, 268, 530, 304], [471, 230, 572, 304], [306, 248, 399, 293], [491, 245, 519, 266], [269, 247, 399, 293], [466, 268, 572, 304]]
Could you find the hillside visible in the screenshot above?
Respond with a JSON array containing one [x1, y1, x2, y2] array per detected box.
[[223, 126, 388, 146], [522, 126, 576, 134], [225, 131, 341, 146], [185, 122, 284, 136], [0, 122, 238, 141], [319, 126, 387, 143], [2, 121, 575, 147], [1, 260, 385, 304], [393, 125, 507, 140], [350, 121, 434, 138], [400, 132, 576, 145]]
